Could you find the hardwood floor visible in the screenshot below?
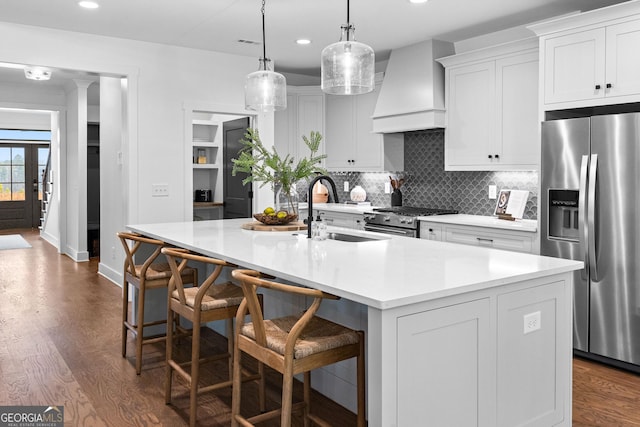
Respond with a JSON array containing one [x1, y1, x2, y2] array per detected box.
[[1, 229, 640, 426], [573, 357, 640, 426], [0, 229, 355, 426]]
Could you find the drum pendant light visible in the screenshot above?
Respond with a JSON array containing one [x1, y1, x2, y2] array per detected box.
[[245, 0, 287, 112], [321, 0, 374, 95]]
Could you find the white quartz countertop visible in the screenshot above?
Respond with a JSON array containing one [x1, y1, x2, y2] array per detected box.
[[128, 218, 579, 310], [300, 202, 378, 214], [418, 214, 538, 233]]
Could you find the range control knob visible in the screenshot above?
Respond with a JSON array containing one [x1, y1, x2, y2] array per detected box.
[[399, 218, 406, 224], [383, 216, 391, 222], [406, 218, 414, 224]]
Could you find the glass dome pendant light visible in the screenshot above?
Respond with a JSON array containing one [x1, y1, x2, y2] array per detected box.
[[244, 0, 287, 112], [321, 0, 375, 95]]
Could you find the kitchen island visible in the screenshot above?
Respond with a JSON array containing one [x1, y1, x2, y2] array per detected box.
[[129, 218, 582, 427]]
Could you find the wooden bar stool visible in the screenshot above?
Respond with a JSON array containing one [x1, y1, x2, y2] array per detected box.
[[162, 248, 261, 427], [230, 269, 366, 427], [117, 231, 197, 375]]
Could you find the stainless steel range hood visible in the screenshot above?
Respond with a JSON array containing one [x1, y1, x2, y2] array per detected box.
[[372, 39, 454, 133]]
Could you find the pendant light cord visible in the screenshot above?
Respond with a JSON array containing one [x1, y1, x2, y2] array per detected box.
[[261, 0, 267, 70], [346, 0, 350, 41]]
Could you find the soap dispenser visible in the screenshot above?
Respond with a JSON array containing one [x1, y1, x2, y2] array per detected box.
[[312, 215, 327, 240]]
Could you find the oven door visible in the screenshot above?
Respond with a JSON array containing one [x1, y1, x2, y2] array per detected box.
[[364, 223, 417, 238]]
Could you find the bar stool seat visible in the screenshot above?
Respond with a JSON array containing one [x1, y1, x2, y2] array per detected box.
[[241, 314, 360, 359], [231, 269, 366, 427], [118, 231, 197, 375]]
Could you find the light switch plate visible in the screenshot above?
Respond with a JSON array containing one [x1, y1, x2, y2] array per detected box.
[[344, 181, 349, 192], [384, 182, 391, 194], [152, 183, 169, 197]]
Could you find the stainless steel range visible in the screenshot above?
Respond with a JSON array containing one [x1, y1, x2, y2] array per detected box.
[[364, 206, 458, 238]]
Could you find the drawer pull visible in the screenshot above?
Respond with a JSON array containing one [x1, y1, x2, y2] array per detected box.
[[477, 237, 494, 243]]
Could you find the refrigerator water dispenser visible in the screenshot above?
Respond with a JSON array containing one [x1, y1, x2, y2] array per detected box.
[[548, 189, 579, 241]]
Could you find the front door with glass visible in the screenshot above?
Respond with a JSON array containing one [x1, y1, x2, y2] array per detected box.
[[0, 143, 49, 229]]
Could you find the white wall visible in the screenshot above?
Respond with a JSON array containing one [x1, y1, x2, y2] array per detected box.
[[99, 76, 127, 283], [0, 21, 269, 285], [0, 108, 52, 129]]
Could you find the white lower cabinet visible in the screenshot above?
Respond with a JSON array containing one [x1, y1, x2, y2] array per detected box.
[[420, 221, 535, 253], [314, 210, 364, 230], [497, 280, 568, 426], [381, 274, 571, 426], [420, 223, 443, 241], [397, 298, 493, 426]]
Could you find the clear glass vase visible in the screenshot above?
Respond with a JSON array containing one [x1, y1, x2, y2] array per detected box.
[[274, 182, 299, 219]]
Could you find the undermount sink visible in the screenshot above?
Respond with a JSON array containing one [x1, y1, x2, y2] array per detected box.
[[326, 232, 388, 242], [294, 231, 389, 242]]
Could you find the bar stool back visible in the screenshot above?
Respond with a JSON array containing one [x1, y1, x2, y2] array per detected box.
[[162, 248, 258, 427], [230, 269, 365, 427], [117, 231, 197, 375]]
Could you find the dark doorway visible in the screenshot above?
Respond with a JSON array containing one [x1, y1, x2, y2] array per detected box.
[[87, 123, 100, 257], [0, 143, 49, 229], [223, 117, 252, 219]]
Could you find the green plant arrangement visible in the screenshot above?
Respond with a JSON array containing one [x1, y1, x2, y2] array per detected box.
[[232, 127, 327, 222]]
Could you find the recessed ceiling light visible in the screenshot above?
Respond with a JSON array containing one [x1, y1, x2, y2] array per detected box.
[[78, 1, 99, 9], [237, 39, 261, 46], [409, 0, 428, 3], [296, 39, 312, 45], [24, 67, 52, 81]]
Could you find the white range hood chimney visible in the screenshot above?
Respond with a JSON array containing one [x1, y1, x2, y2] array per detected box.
[[372, 39, 454, 133]]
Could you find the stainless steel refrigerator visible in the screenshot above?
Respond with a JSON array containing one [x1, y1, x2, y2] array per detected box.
[[541, 112, 640, 369]]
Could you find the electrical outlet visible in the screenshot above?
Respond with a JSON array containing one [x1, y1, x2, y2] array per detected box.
[[523, 311, 541, 334], [111, 246, 116, 260], [152, 183, 169, 197], [344, 181, 349, 192], [489, 185, 497, 199], [384, 182, 391, 194]]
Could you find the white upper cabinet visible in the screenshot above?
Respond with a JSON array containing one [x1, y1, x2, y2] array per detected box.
[[530, 1, 640, 109], [445, 61, 496, 168], [543, 29, 605, 104], [496, 53, 540, 168], [274, 86, 325, 163], [604, 21, 640, 98], [325, 80, 404, 172], [439, 39, 539, 171]]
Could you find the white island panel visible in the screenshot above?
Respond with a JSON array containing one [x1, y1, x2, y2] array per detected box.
[[128, 218, 581, 427]]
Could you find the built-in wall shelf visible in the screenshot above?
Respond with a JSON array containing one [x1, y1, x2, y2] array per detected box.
[[192, 164, 219, 170], [186, 109, 224, 221], [194, 202, 224, 208], [192, 142, 219, 148]]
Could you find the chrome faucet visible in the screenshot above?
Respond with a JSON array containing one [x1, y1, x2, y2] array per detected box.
[[307, 175, 339, 239]]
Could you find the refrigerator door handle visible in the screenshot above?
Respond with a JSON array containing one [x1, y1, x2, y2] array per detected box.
[[579, 155, 589, 279], [588, 154, 598, 281]]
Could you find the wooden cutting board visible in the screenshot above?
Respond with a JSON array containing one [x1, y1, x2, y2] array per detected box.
[[241, 221, 307, 232]]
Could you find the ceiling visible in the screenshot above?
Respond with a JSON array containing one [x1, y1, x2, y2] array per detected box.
[[0, 0, 629, 88]]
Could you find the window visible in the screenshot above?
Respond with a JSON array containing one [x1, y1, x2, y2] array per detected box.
[[0, 129, 51, 141], [0, 146, 26, 201]]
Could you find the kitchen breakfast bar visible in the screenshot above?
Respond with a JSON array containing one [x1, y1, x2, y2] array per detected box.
[[128, 218, 582, 427]]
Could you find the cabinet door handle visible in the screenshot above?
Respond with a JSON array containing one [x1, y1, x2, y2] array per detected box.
[[595, 84, 601, 90], [606, 83, 612, 89], [477, 237, 494, 243]]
